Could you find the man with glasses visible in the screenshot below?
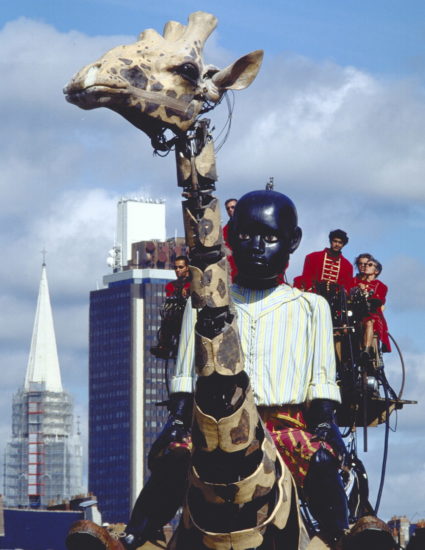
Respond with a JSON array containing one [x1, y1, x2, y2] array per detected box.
[[165, 256, 191, 298], [352, 257, 391, 356], [354, 253, 374, 282]]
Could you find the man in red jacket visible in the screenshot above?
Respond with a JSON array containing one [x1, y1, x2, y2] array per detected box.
[[165, 256, 191, 298], [222, 197, 237, 245], [151, 256, 191, 359], [222, 198, 238, 281], [294, 229, 353, 293]]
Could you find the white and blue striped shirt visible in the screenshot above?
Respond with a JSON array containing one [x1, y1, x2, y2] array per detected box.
[[171, 284, 341, 406]]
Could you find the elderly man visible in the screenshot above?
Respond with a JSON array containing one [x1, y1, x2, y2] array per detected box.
[[352, 257, 391, 356], [353, 253, 374, 282]]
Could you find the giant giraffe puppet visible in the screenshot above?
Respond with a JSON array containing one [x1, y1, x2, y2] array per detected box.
[[63, 10, 310, 550], [62, 11, 400, 550]]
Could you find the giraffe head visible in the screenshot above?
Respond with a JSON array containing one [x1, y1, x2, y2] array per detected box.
[[64, 12, 263, 143]]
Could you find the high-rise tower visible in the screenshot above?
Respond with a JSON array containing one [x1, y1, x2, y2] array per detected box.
[[3, 262, 83, 508], [89, 198, 181, 523]]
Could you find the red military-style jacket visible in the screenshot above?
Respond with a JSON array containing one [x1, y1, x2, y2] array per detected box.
[[222, 223, 229, 245], [223, 222, 237, 282], [294, 248, 353, 293], [165, 278, 191, 298]]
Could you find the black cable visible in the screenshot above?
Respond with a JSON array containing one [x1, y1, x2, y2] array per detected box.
[[214, 91, 234, 152], [388, 332, 405, 399], [374, 370, 390, 515]]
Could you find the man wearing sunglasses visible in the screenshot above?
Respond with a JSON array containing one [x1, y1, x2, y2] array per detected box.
[[354, 253, 374, 281], [165, 256, 191, 298], [150, 256, 191, 359], [352, 257, 391, 355]]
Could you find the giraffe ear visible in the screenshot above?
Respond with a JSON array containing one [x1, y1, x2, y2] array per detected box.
[[211, 50, 263, 91]]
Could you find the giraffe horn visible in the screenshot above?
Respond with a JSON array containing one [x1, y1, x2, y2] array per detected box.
[[183, 11, 218, 48], [138, 28, 163, 42], [163, 20, 186, 41]]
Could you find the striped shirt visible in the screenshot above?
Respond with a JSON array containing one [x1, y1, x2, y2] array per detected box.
[[171, 283, 341, 406]]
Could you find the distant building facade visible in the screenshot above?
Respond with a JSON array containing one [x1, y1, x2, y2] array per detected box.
[[0, 494, 101, 550], [89, 198, 181, 523], [3, 263, 83, 508], [388, 516, 425, 548]]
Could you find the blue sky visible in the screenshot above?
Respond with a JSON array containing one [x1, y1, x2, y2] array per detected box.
[[0, 0, 424, 522], [2, 0, 425, 76]]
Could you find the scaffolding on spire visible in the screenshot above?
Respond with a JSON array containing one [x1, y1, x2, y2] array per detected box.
[[3, 262, 84, 508]]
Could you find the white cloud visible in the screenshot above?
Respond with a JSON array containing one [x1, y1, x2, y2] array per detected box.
[[220, 56, 425, 202]]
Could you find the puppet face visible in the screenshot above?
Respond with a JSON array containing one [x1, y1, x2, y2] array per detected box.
[[230, 190, 302, 287]]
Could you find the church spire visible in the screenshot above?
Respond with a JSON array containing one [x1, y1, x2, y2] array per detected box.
[[24, 261, 63, 392]]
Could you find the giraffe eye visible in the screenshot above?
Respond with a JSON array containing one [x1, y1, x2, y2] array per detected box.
[[175, 62, 200, 85]]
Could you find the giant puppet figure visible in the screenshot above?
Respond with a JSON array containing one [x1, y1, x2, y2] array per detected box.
[[64, 11, 309, 550], [63, 12, 395, 550]]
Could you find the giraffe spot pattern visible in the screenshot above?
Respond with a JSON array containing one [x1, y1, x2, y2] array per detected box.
[[252, 484, 272, 499], [230, 408, 250, 445], [199, 218, 214, 240], [217, 278, 226, 299], [217, 324, 242, 369], [164, 107, 185, 121], [151, 81, 164, 92], [120, 66, 148, 89]]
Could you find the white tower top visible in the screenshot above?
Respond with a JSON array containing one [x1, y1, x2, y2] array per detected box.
[[116, 198, 166, 267], [24, 262, 63, 392]]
